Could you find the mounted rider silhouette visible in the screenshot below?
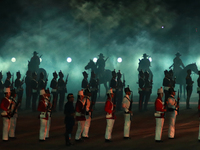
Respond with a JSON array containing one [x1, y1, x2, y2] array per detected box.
[[29, 51, 41, 73], [96, 53, 108, 78], [169, 52, 185, 78]]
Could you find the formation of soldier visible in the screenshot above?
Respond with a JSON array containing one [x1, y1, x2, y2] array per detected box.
[[0, 51, 200, 145]]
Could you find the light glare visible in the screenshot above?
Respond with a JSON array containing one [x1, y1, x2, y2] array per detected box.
[[93, 57, 97, 63], [67, 57, 72, 63], [11, 57, 16, 62], [117, 57, 122, 63]]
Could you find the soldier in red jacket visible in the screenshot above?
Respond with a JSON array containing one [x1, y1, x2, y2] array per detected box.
[[75, 90, 86, 142], [104, 88, 115, 142], [0, 88, 12, 141], [154, 87, 166, 142], [37, 89, 51, 141]]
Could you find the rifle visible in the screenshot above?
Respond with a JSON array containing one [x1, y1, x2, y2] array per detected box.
[[11, 73, 14, 89], [9, 98, 21, 118], [177, 90, 180, 115], [129, 92, 133, 121], [105, 57, 109, 62]]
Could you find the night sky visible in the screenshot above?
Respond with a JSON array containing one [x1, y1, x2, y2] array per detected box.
[[0, 0, 200, 95]]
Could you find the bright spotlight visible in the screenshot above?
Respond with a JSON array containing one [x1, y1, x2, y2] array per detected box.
[[67, 57, 72, 63], [11, 57, 16, 62], [40, 58, 42, 62], [149, 57, 152, 62], [93, 57, 97, 63], [117, 57, 122, 63], [161, 26, 164, 29]]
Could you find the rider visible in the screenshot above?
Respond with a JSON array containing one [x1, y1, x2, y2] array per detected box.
[[96, 53, 108, 78], [30, 51, 40, 72], [169, 52, 185, 76], [138, 53, 151, 72]]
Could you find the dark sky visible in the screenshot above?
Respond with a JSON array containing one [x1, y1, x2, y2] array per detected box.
[[0, 0, 200, 94]]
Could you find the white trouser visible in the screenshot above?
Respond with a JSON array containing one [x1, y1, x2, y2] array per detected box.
[[155, 118, 164, 140], [82, 113, 91, 137], [124, 114, 131, 137], [105, 119, 115, 140], [75, 121, 85, 140], [9, 114, 17, 138], [198, 123, 200, 140], [168, 111, 177, 138], [2, 117, 10, 140], [39, 119, 47, 140], [46, 116, 51, 138]]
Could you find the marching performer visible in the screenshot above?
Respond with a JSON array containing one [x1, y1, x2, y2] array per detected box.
[[82, 88, 92, 139], [163, 70, 170, 107], [64, 93, 75, 146], [82, 71, 89, 88], [122, 86, 132, 139], [37, 89, 51, 141], [75, 90, 86, 142], [90, 71, 98, 107], [110, 70, 117, 107], [154, 87, 166, 142], [105, 88, 116, 142], [0, 87, 12, 141], [15, 71, 24, 110], [167, 88, 179, 139], [50, 71, 58, 111]]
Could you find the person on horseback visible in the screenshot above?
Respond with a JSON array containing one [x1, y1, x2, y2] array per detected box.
[[169, 52, 185, 77], [29, 51, 40, 72], [96, 53, 108, 78], [138, 53, 151, 72]]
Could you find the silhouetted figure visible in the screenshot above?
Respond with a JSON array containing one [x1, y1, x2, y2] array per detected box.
[[38, 72, 47, 101], [169, 69, 176, 88], [163, 70, 170, 107], [169, 52, 185, 77], [0, 71, 4, 103], [29, 51, 40, 72], [82, 71, 89, 89], [58, 71, 67, 111], [96, 53, 108, 78], [186, 69, 193, 109], [144, 71, 152, 111], [31, 72, 38, 112], [138, 70, 145, 111], [4, 71, 12, 90], [15, 71, 24, 110], [116, 70, 125, 111], [90, 71, 98, 106], [25, 70, 32, 109], [110, 69, 117, 106], [50, 71, 58, 111]]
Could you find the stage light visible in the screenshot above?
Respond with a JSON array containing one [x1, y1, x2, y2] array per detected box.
[[149, 57, 152, 62], [67, 57, 72, 63], [117, 57, 122, 63], [93, 57, 97, 63], [11, 57, 16, 62], [40, 58, 42, 62], [161, 26, 164, 29]]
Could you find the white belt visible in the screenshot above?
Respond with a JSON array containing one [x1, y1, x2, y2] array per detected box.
[[32, 89, 37, 93], [51, 89, 57, 92], [164, 87, 170, 90]]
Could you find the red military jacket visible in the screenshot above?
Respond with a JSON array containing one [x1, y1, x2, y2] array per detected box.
[[0, 97, 12, 117], [75, 100, 86, 121], [37, 96, 49, 120], [104, 98, 116, 119], [155, 97, 165, 118]]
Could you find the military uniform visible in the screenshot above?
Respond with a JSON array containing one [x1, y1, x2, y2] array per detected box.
[[110, 70, 117, 106], [37, 89, 51, 141], [122, 87, 132, 139], [58, 71, 67, 111], [186, 69, 193, 109], [167, 88, 178, 139], [116, 70, 125, 111], [31, 72, 38, 112], [105, 89, 116, 142], [144, 71, 152, 111], [82, 71, 89, 89], [75, 90, 86, 141], [163, 70, 170, 106], [154, 87, 165, 142], [15, 71, 24, 110], [25, 71, 32, 109], [90, 71, 98, 107], [50, 71, 58, 111], [138, 70, 145, 111]]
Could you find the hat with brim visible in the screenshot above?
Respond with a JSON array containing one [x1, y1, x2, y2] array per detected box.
[[124, 87, 132, 93], [98, 53, 105, 58], [175, 52, 181, 56], [143, 53, 148, 58], [33, 51, 38, 55]]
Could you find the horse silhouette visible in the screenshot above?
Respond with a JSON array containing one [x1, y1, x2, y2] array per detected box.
[[85, 59, 112, 97], [174, 63, 198, 97]]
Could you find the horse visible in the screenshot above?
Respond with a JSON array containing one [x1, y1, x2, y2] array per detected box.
[[174, 63, 198, 97], [85, 59, 112, 97]]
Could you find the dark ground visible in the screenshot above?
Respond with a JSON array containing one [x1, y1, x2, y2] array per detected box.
[[0, 95, 200, 150]]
